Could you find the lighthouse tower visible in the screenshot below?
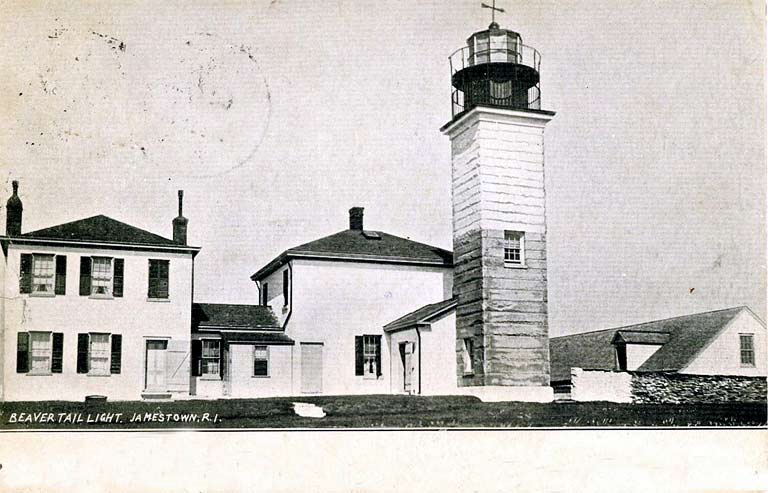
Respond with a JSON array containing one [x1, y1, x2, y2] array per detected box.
[[441, 14, 555, 402]]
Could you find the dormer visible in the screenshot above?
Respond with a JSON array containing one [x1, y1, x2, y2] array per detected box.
[[612, 331, 670, 370]]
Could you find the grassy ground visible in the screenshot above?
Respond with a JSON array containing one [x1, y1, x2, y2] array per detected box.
[[0, 395, 765, 429]]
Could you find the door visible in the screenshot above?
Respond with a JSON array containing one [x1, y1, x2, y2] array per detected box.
[[301, 343, 323, 394], [145, 340, 168, 391], [400, 342, 413, 393]]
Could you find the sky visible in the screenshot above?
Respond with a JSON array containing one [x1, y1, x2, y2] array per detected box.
[[0, 0, 764, 336]]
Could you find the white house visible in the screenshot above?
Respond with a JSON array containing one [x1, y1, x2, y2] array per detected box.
[[251, 207, 453, 396], [548, 306, 767, 401], [0, 184, 200, 401]]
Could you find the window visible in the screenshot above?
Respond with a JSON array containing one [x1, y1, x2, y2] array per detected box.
[[148, 259, 169, 299], [77, 333, 122, 375], [262, 282, 269, 306], [17, 332, 62, 374], [30, 332, 52, 374], [20, 254, 66, 296], [79, 257, 123, 298], [31, 254, 55, 294], [253, 345, 269, 377], [282, 269, 289, 307], [503, 231, 525, 265], [202, 340, 221, 376], [89, 333, 111, 375], [91, 257, 112, 296], [462, 338, 474, 375], [740, 334, 755, 367], [355, 335, 382, 378]]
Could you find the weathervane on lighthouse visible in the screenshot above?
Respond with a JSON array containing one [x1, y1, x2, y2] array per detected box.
[[481, 0, 505, 29]]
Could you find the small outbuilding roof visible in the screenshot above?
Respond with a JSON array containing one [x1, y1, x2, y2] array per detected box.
[[384, 298, 457, 332], [252, 229, 453, 280], [220, 331, 295, 345], [550, 306, 759, 383], [193, 303, 280, 330]]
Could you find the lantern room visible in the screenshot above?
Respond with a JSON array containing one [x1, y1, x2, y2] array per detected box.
[[449, 22, 542, 117]]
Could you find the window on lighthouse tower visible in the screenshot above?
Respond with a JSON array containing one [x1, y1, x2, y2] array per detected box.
[[503, 231, 525, 265]]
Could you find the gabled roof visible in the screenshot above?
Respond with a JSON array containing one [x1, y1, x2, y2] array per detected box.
[[384, 298, 457, 332], [252, 229, 453, 280], [550, 306, 757, 383], [192, 303, 279, 330], [6, 215, 198, 252]]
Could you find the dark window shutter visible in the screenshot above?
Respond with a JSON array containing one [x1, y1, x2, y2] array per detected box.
[[79, 257, 92, 296], [19, 254, 32, 294], [54, 255, 67, 295], [262, 283, 269, 306], [16, 332, 29, 373], [113, 258, 124, 298], [220, 345, 227, 378], [110, 334, 122, 374], [283, 269, 289, 306], [355, 336, 364, 376], [375, 335, 382, 377], [51, 332, 64, 373], [191, 340, 202, 377], [77, 333, 90, 373]]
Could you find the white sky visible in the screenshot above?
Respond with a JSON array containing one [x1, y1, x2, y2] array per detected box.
[[1, 0, 764, 336]]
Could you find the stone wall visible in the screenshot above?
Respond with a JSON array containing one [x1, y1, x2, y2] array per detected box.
[[631, 372, 767, 404], [568, 368, 767, 403]]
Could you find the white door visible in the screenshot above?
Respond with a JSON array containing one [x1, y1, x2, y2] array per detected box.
[[145, 340, 168, 391], [301, 343, 323, 394]]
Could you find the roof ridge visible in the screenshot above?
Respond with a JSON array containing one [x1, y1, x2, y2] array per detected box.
[[552, 306, 747, 340]]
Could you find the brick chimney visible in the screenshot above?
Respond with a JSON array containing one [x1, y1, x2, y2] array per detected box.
[[349, 207, 364, 231], [172, 190, 188, 245], [6, 180, 23, 236]]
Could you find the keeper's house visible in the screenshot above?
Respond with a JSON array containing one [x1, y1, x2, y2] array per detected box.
[[251, 207, 453, 396], [0, 182, 199, 401]]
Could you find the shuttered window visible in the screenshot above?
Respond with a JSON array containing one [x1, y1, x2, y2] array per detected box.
[[77, 333, 121, 375], [262, 282, 269, 306], [17, 332, 63, 374], [148, 259, 170, 299], [79, 256, 122, 297], [355, 335, 382, 378], [20, 254, 67, 296], [253, 345, 269, 377]]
